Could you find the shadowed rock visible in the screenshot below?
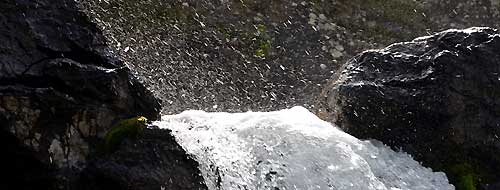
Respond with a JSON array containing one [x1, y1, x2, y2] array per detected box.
[[77, 128, 207, 190], [0, 0, 205, 189]]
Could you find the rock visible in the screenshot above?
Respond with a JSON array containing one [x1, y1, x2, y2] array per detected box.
[[0, 125, 57, 190], [76, 128, 207, 190], [79, 0, 500, 113], [320, 27, 500, 189], [0, 0, 205, 189]]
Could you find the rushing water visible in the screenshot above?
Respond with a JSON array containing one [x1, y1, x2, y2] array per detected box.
[[154, 106, 454, 190]]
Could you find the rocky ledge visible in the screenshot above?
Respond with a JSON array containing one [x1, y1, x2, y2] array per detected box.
[[320, 27, 500, 189], [0, 0, 205, 189]]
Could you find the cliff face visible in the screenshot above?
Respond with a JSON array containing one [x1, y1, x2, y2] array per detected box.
[[0, 0, 204, 189], [321, 27, 500, 189], [79, 0, 500, 113]]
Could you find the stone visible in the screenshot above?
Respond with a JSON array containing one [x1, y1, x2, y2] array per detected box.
[[80, 0, 500, 113], [77, 128, 207, 190], [320, 27, 500, 189], [0, 0, 205, 189]]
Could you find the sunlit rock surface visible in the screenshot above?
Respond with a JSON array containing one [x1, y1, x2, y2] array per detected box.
[[155, 107, 453, 190]]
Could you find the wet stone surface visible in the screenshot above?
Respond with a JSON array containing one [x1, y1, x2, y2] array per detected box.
[[321, 27, 500, 189], [79, 0, 500, 114], [0, 0, 204, 189]]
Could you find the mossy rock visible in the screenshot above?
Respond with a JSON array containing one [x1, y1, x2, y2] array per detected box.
[[448, 162, 477, 190], [98, 116, 148, 155], [445, 160, 498, 190]]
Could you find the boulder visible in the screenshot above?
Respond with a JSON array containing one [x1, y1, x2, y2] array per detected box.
[[0, 0, 205, 189], [320, 27, 500, 189]]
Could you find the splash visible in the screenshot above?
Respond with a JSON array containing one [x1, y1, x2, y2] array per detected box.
[[154, 106, 453, 190]]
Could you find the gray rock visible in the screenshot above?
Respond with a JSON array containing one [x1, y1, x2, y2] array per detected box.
[[79, 0, 500, 113], [320, 27, 500, 189]]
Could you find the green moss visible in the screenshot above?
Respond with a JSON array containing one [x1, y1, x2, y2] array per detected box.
[[458, 174, 475, 190], [449, 163, 477, 190], [255, 38, 270, 57], [216, 25, 236, 40], [216, 23, 272, 57], [255, 23, 266, 33], [99, 116, 148, 154], [445, 161, 498, 190], [253, 24, 270, 57]]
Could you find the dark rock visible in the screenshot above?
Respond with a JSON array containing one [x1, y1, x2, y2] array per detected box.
[[0, 0, 205, 189], [77, 128, 207, 190], [0, 126, 57, 190], [320, 27, 500, 189]]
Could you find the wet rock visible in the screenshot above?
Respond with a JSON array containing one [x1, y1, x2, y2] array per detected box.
[[77, 128, 207, 190], [320, 27, 500, 189], [0, 0, 204, 189], [0, 124, 57, 190], [79, 0, 500, 113]]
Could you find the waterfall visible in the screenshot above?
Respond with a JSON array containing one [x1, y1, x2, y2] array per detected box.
[[154, 106, 454, 190]]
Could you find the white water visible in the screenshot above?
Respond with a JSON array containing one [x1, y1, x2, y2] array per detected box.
[[154, 106, 454, 190]]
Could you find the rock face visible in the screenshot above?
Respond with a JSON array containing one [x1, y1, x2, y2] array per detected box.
[[79, 0, 500, 113], [0, 0, 205, 189], [320, 27, 500, 189], [77, 128, 207, 190]]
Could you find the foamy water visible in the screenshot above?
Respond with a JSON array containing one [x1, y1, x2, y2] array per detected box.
[[154, 106, 454, 190]]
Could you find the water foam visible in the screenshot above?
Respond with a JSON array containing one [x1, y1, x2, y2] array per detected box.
[[154, 106, 453, 190]]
